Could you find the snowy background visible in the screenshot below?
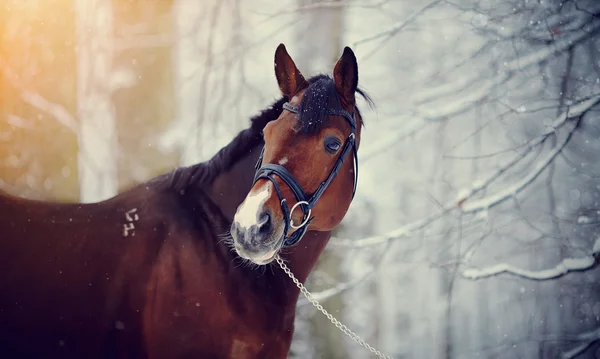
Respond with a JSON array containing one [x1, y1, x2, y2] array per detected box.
[[1, 0, 599, 358]]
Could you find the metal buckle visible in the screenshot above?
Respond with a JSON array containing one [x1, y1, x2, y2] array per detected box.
[[289, 200, 311, 229]]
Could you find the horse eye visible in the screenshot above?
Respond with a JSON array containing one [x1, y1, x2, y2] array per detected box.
[[324, 137, 341, 153]]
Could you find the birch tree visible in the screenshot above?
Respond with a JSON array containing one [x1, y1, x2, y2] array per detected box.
[[75, 0, 118, 202]]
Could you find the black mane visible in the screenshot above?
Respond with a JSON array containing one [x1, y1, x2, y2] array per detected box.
[[162, 97, 286, 191], [199, 96, 288, 182], [163, 74, 372, 191]]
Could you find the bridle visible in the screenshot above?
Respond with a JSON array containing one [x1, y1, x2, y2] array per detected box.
[[253, 101, 359, 248]]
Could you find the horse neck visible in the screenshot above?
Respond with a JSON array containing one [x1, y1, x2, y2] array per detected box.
[[281, 230, 332, 286], [206, 143, 332, 294]]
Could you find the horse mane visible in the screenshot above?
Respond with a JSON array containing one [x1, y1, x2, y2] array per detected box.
[[162, 97, 286, 191], [200, 96, 287, 181], [162, 74, 373, 191]]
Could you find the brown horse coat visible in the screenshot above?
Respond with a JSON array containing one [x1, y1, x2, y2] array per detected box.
[[0, 96, 333, 359]]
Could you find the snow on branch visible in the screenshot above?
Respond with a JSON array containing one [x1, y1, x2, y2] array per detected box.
[[298, 267, 377, 306], [504, 21, 600, 72], [416, 73, 508, 121], [461, 250, 599, 281], [334, 96, 600, 248], [462, 238, 600, 281], [331, 211, 446, 248], [459, 97, 600, 213], [461, 137, 568, 210], [299, 242, 390, 305], [456, 96, 599, 205]]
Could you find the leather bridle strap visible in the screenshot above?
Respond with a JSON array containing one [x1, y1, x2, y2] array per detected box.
[[253, 102, 358, 247]]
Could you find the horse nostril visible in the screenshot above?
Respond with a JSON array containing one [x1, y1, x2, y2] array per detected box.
[[231, 223, 244, 242], [257, 212, 273, 235]]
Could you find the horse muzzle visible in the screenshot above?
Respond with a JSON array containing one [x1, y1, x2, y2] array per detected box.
[[230, 209, 284, 264]]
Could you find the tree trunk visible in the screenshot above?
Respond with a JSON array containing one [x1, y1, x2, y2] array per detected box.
[[310, 246, 348, 359], [294, 0, 344, 74], [75, 0, 118, 202], [111, 0, 177, 191]]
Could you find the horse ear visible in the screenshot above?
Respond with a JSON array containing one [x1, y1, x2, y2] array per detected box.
[[333, 46, 358, 105], [274, 43, 307, 98]]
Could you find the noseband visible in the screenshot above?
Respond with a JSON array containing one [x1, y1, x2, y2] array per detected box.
[[253, 102, 359, 247]]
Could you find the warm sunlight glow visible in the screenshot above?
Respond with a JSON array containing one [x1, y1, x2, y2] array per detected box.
[[0, 0, 78, 201]]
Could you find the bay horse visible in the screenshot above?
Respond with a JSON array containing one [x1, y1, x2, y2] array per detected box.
[[0, 44, 370, 358]]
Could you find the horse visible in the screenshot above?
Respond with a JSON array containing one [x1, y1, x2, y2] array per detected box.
[[0, 43, 370, 359]]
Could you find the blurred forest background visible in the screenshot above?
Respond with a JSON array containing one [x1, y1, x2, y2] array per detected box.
[[1, 0, 599, 358]]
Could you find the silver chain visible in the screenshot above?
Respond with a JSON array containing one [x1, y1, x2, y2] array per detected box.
[[275, 255, 394, 359]]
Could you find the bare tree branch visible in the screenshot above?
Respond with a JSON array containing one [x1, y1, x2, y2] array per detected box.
[[457, 95, 599, 203], [560, 326, 600, 359], [414, 20, 600, 121], [334, 96, 599, 248], [504, 22, 600, 72], [0, 61, 79, 133], [353, 0, 442, 47], [5, 114, 34, 129], [459, 112, 585, 214], [300, 240, 391, 305], [298, 266, 377, 305], [461, 247, 600, 281], [255, 0, 389, 24], [331, 211, 447, 248], [361, 118, 429, 162], [20, 92, 80, 133]]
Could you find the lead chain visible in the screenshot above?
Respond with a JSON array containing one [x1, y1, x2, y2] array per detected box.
[[275, 255, 394, 359]]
